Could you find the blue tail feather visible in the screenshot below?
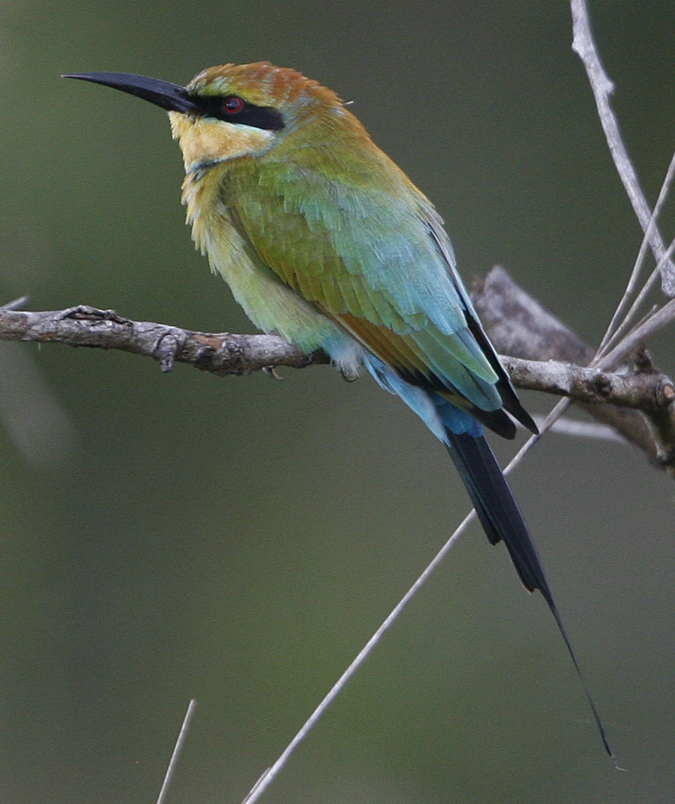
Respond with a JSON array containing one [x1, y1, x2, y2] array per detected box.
[[363, 355, 615, 762]]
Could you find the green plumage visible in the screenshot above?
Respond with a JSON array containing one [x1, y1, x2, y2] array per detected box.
[[203, 138, 509, 414]]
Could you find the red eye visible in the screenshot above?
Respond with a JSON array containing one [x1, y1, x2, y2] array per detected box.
[[222, 96, 244, 114]]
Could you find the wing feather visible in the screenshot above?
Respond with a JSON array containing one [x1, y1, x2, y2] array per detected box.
[[222, 154, 524, 425]]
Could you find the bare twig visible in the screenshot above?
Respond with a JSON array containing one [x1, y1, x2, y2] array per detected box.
[[240, 508, 478, 804], [594, 289, 675, 372], [598, 151, 675, 353], [571, 0, 675, 295], [155, 699, 197, 804], [535, 416, 627, 443]]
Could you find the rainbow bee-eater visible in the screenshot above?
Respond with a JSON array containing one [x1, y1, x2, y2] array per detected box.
[[65, 62, 612, 758]]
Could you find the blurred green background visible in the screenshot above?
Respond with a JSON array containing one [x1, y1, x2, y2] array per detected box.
[[0, 1, 674, 802]]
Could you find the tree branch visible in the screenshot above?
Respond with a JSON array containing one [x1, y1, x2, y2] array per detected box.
[[570, 0, 675, 296], [0, 303, 325, 374], [2, 268, 674, 471], [500, 353, 674, 412], [472, 266, 675, 471]]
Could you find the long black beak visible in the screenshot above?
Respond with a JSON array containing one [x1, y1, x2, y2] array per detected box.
[[62, 72, 201, 115]]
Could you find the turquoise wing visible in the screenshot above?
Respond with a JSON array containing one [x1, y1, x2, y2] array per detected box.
[[223, 151, 531, 433]]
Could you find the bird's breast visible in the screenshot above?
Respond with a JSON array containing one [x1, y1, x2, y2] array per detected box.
[[179, 165, 356, 363]]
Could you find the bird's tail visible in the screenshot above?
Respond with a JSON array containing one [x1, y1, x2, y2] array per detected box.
[[445, 429, 616, 764], [444, 430, 547, 596]]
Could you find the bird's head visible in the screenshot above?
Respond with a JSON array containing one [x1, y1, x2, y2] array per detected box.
[[64, 62, 356, 174]]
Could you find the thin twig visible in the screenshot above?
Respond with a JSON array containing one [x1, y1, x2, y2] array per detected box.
[[1, 295, 29, 311], [240, 509, 477, 804], [571, 0, 675, 296], [595, 296, 675, 371], [598, 149, 675, 352], [156, 699, 197, 804], [239, 392, 580, 804], [599, 233, 675, 359], [535, 416, 627, 444]]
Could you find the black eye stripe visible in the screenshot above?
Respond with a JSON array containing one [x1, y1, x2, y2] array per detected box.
[[189, 94, 284, 131]]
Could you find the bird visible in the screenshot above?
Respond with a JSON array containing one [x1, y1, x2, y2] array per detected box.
[[64, 62, 613, 759]]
